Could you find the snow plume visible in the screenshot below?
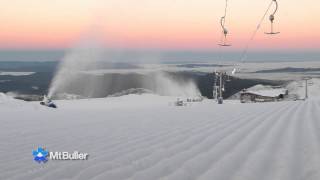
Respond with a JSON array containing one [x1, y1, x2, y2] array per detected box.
[[146, 71, 201, 97], [48, 32, 106, 99], [48, 31, 201, 99]]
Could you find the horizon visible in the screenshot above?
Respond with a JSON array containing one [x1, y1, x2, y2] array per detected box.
[[0, 49, 319, 63]]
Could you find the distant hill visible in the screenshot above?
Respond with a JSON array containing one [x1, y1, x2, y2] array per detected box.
[[254, 67, 320, 73]]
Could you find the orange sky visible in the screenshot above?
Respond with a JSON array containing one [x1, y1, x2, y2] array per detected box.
[[0, 0, 319, 50]]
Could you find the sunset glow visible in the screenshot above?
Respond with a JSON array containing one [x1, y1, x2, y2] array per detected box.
[[1, 0, 319, 50]]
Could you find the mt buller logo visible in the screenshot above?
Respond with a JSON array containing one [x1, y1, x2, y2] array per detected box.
[[32, 146, 89, 163], [32, 147, 48, 163]]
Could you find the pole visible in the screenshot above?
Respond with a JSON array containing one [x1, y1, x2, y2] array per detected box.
[[213, 72, 217, 100], [219, 73, 223, 98], [305, 79, 308, 99]]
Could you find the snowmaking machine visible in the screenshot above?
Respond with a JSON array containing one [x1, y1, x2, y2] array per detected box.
[[40, 95, 57, 108]]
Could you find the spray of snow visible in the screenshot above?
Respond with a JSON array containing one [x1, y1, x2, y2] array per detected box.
[[0, 93, 12, 103], [48, 31, 106, 98], [48, 35, 201, 99], [148, 71, 201, 97]]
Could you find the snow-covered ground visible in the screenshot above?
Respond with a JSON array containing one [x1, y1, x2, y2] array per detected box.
[[0, 93, 320, 180], [0, 72, 35, 76]]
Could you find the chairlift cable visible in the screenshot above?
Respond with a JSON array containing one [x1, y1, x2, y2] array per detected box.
[[221, 0, 228, 27], [240, 0, 274, 63]]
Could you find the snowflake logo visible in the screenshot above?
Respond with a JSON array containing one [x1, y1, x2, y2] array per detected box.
[[32, 147, 48, 163]]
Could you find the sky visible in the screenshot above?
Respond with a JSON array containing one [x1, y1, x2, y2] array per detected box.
[[0, 0, 319, 51]]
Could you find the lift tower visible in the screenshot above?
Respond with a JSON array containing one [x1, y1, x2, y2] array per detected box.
[[213, 71, 228, 104]]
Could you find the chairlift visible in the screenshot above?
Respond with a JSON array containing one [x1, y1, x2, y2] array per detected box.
[[265, 0, 280, 35], [218, 0, 232, 46], [218, 19, 232, 46]]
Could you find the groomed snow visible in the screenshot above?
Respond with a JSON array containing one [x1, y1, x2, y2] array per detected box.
[[0, 94, 320, 180]]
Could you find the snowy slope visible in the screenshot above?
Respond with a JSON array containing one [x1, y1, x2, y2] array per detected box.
[[0, 94, 320, 180]]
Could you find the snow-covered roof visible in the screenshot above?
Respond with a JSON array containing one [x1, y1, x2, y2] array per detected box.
[[245, 88, 287, 97]]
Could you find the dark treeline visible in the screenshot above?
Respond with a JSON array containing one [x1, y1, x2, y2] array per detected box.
[[0, 70, 283, 100]]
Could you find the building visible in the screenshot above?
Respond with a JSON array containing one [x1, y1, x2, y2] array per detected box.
[[240, 88, 288, 103]]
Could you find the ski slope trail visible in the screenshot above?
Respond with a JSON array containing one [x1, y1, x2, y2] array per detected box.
[[0, 94, 319, 180]]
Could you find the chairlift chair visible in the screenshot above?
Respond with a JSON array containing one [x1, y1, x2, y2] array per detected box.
[[265, 0, 280, 35]]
